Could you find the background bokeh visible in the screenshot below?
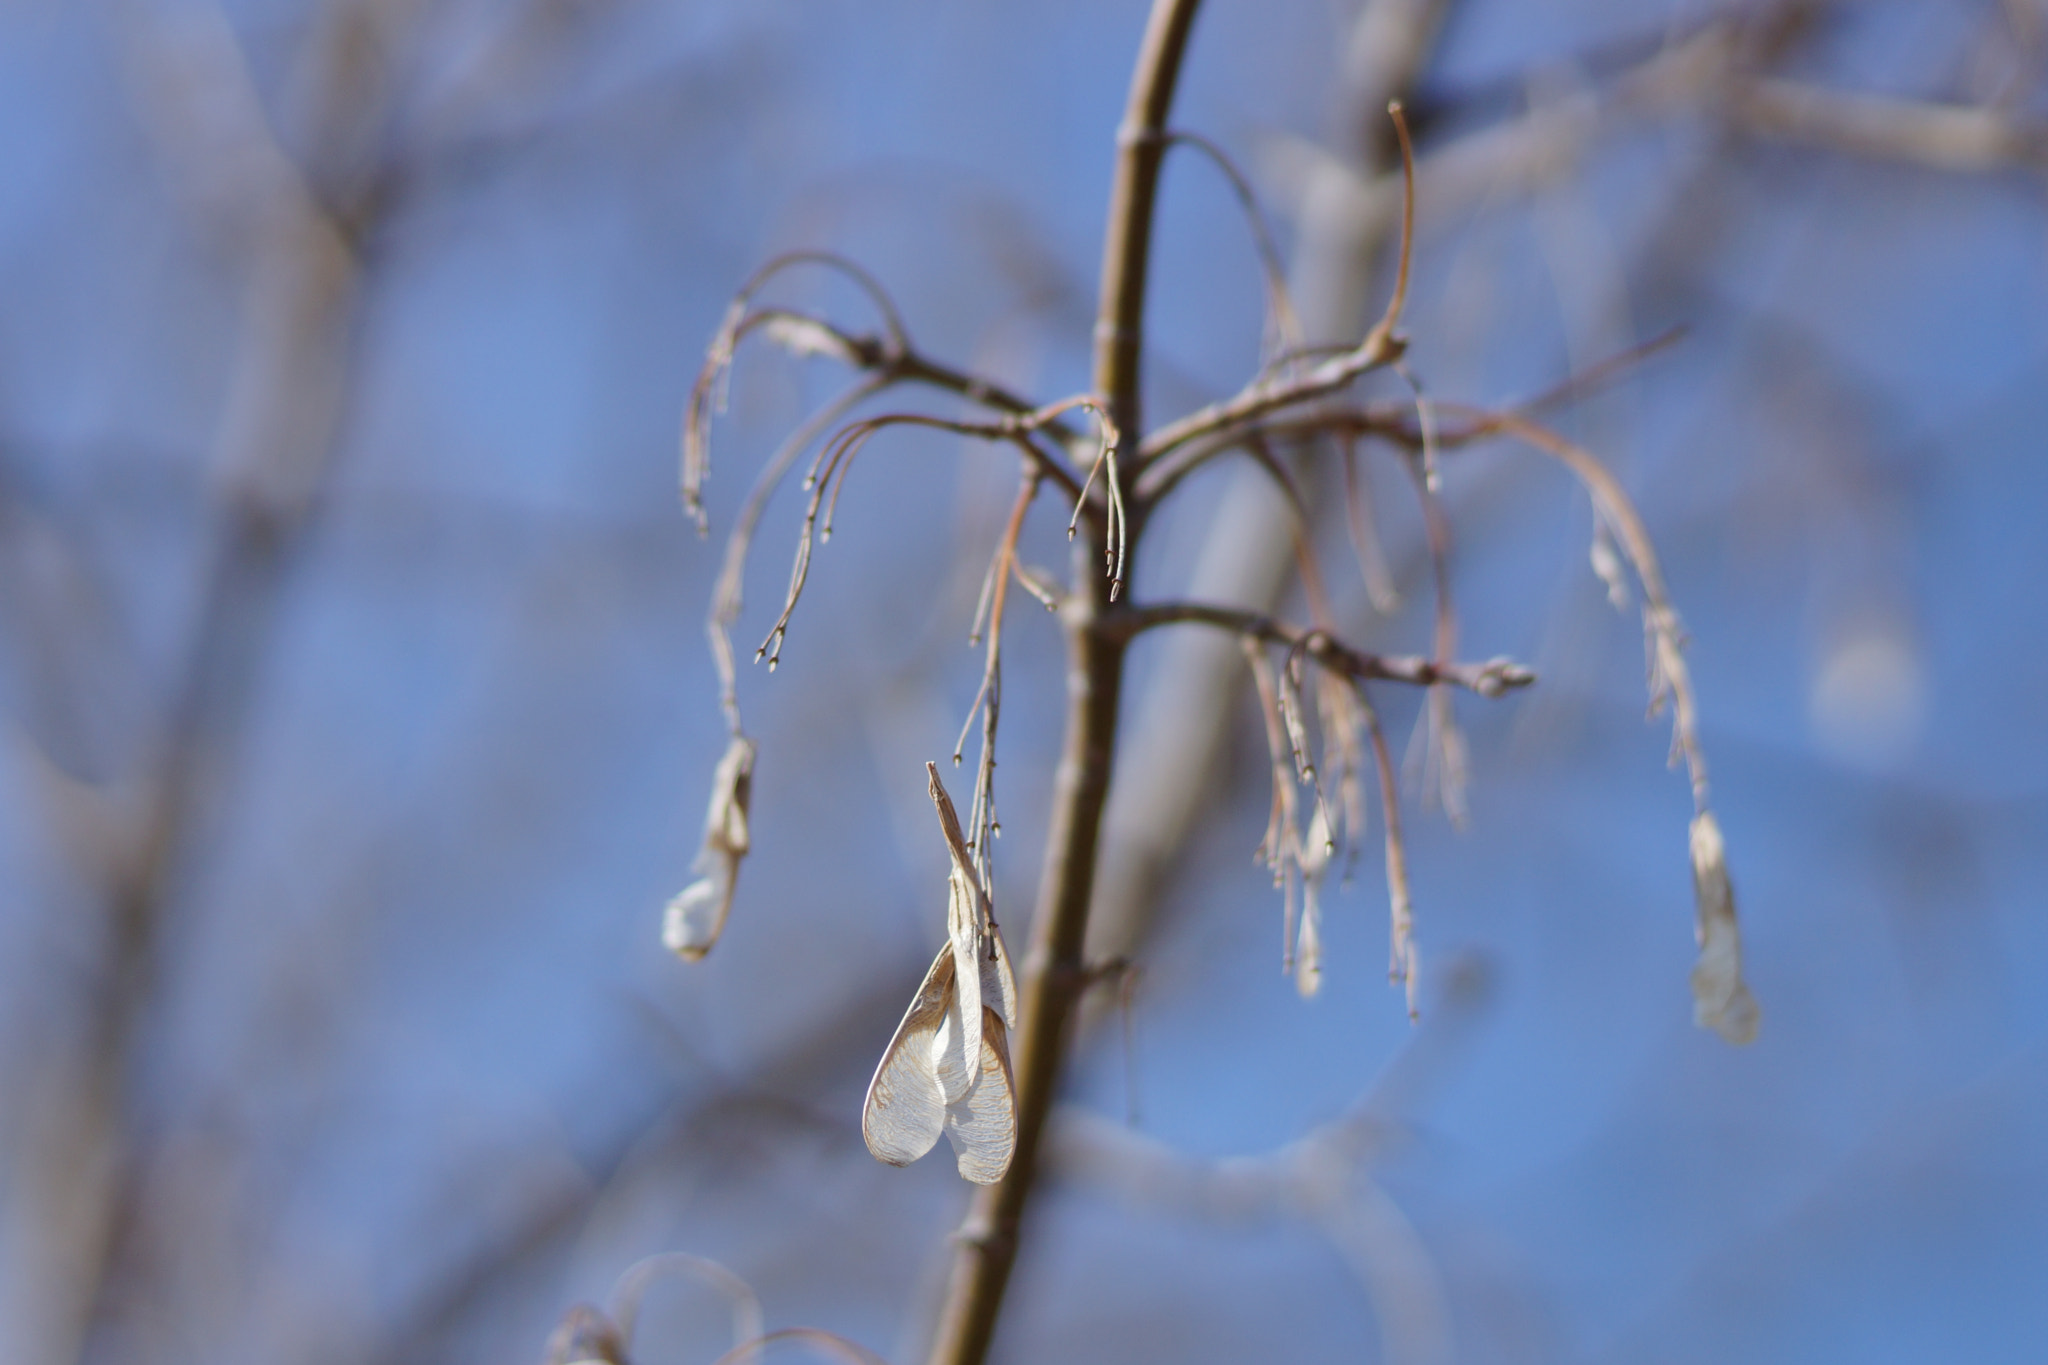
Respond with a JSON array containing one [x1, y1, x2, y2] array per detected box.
[[3, 1, 2045, 1362]]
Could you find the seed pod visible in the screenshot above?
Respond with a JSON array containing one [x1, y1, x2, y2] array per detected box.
[[663, 734, 756, 961], [861, 766, 1018, 1183]]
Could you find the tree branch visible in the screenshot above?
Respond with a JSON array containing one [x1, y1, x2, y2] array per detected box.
[[920, 4, 1204, 1363], [1108, 602, 1534, 696]]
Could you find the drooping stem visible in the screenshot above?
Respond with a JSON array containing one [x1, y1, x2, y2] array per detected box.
[[920, 3, 1202, 1362]]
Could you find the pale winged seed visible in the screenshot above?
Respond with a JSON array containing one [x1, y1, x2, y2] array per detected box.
[[1295, 804, 1332, 999], [1277, 662, 1315, 784], [945, 1006, 1018, 1185], [985, 919, 1019, 1031], [861, 766, 1020, 1184], [662, 876, 726, 962], [946, 868, 985, 1086], [930, 988, 973, 1104], [1688, 811, 1761, 1045], [1294, 898, 1323, 999], [930, 763, 1007, 1061], [1433, 696, 1470, 829], [663, 734, 756, 960], [862, 947, 955, 1166]]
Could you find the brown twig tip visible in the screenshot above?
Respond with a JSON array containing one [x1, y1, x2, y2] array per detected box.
[[1361, 99, 1418, 364]]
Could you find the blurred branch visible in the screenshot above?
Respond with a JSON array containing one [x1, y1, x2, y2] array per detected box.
[[17, 2, 424, 1361], [1267, 2, 2048, 262], [611, 1251, 765, 1365], [1046, 953, 1493, 1365], [374, 968, 922, 1364], [1731, 77, 2048, 170]]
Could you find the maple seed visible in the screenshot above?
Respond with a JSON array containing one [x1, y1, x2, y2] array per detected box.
[[662, 734, 756, 961], [861, 765, 1020, 1184]]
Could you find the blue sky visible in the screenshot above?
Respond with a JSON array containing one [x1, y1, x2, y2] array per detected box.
[[1, 2, 2044, 1362]]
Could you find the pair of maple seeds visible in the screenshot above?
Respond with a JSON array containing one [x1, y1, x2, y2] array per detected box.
[[664, 751, 1019, 1185]]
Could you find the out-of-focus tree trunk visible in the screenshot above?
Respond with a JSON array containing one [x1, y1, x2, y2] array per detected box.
[[4, 4, 411, 1359]]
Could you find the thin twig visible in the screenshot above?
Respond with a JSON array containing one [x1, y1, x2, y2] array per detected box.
[[1388, 372, 1468, 826], [1358, 100, 1418, 362], [683, 291, 1092, 532], [1107, 602, 1535, 697], [1339, 432, 1402, 613], [1355, 684, 1417, 1020], [684, 252, 910, 529], [754, 406, 1087, 670], [1133, 324, 1684, 502], [608, 1253, 764, 1365], [1131, 329, 1406, 472], [1431, 404, 1709, 809], [955, 468, 1043, 887], [1243, 639, 1304, 972], [1054, 397, 1127, 597], [1161, 129, 1305, 354], [709, 376, 892, 731], [1132, 101, 1418, 471]]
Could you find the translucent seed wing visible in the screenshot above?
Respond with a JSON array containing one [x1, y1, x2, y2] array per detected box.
[[661, 870, 729, 963], [1294, 882, 1323, 998], [946, 868, 984, 1079], [662, 734, 755, 962], [862, 947, 955, 1166], [943, 1005, 1017, 1185], [930, 986, 972, 1106], [986, 918, 1018, 1031]]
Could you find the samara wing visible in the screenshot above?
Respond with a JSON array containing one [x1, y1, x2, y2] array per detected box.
[[861, 946, 954, 1167], [942, 1005, 1017, 1185]]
